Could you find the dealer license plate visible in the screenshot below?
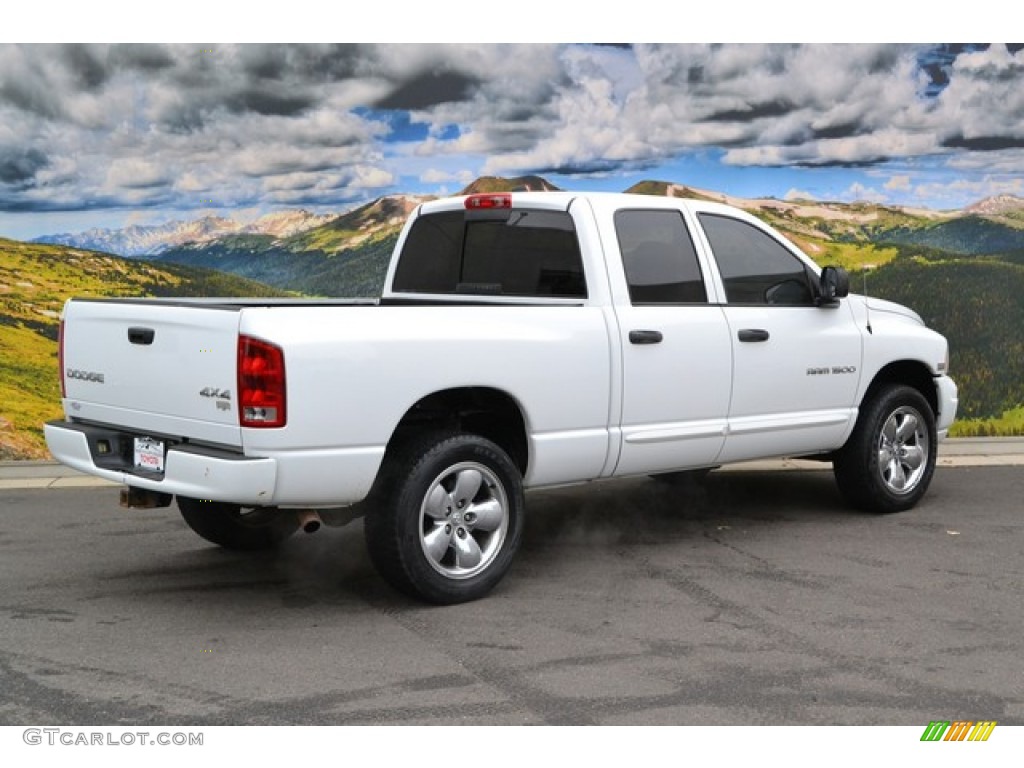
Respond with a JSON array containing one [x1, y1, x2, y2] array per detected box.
[[134, 437, 165, 473]]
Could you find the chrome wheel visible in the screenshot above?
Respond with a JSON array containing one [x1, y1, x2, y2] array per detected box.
[[834, 384, 937, 513], [876, 405, 930, 495], [365, 432, 524, 604], [419, 461, 509, 580]]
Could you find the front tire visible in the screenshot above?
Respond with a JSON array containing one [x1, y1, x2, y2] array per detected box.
[[364, 432, 524, 604], [177, 497, 298, 551], [833, 384, 937, 513]]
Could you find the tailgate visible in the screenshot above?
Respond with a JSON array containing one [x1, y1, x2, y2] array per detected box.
[[61, 299, 242, 447]]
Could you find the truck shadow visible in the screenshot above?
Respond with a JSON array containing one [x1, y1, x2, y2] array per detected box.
[[90, 469, 855, 607], [522, 469, 851, 548]]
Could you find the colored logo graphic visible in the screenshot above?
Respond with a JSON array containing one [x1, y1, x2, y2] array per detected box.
[[920, 721, 997, 742]]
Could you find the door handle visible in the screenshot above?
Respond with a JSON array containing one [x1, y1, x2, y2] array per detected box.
[[629, 330, 663, 345], [737, 328, 770, 342], [127, 327, 155, 345]]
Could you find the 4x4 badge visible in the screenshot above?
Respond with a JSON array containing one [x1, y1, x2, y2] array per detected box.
[[199, 387, 231, 400]]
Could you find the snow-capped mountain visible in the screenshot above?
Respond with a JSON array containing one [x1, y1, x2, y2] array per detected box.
[[964, 194, 1024, 217], [34, 210, 337, 257], [239, 210, 339, 239]]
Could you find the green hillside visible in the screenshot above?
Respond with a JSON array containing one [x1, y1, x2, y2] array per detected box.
[[864, 254, 1024, 430], [876, 216, 1024, 255], [0, 239, 288, 459], [624, 179, 721, 203], [156, 196, 422, 296], [459, 175, 561, 193]]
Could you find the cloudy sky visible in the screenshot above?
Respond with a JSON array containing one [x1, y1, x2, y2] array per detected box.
[[1, 42, 1023, 239]]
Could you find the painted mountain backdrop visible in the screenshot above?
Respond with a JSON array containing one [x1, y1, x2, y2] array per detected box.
[[35, 210, 339, 257], [2, 175, 1023, 458], [36, 176, 1024, 293]]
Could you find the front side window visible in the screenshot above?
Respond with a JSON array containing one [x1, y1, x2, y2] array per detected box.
[[615, 209, 707, 304], [392, 209, 586, 298], [698, 213, 814, 305]]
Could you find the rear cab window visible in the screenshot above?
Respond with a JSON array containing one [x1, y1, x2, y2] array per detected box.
[[614, 209, 707, 304], [392, 209, 587, 298]]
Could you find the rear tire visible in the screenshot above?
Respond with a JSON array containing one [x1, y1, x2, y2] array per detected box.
[[177, 497, 298, 551], [364, 431, 524, 604], [833, 384, 937, 513]]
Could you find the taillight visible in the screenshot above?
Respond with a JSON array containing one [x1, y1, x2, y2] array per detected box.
[[465, 193, 512, 210], [58, 318, 66, 398], [237, 335, 286, 428]]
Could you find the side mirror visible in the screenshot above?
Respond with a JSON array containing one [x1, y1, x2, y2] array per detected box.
[[817, 266, 849, 307]]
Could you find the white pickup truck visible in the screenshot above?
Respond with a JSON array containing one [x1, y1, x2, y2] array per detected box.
[[46, 191, 958, 603]]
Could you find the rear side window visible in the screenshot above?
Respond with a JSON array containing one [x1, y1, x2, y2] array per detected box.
[[392, 209, 586, 298], [615, 209, 706, 304], [698, 213, 814, 305]]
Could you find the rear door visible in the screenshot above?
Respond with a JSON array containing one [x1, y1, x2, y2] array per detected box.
[[694, 211, 863, 462], [62, 299, 242, 446], [607, 207, 733, 476]]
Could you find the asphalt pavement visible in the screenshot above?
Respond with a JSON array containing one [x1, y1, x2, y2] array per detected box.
[[0, 460, 1022, 725]]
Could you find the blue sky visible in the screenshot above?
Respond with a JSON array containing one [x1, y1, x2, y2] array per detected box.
[[1, 42, 1023, 240]]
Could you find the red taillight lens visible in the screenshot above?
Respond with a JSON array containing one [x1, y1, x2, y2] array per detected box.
[[465, 193, 512, 210], [237, 335, 286, 428], [58, 318, 66, 398]]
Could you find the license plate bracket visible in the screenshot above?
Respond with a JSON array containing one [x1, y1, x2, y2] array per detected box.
[[133, 437, 165, 473]]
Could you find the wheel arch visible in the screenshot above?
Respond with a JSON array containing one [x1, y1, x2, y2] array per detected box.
[[861, 360, 939, 419], [384, 387, 529, 475]]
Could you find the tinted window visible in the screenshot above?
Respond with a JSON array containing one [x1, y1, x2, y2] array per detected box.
[[698, 213, 814, 305], [392, 210, 586, 298], [615, 209, 706, 304]]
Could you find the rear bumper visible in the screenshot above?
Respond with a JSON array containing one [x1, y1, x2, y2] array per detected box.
[[44, 420, 385, 507], [44, 421, 276, 506], [935, 375, 958, 439]]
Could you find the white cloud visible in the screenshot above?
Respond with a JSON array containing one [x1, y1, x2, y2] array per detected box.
[[419, 168, 457, 183], [841, 182, 887, 203], [884, 175, 912, 191], [455, 44, 950, 176], [946, 148, 1024, 173], [3, 43, 1024, 221], [418, 168, 475, 187], [932, 46, 1024, 148], [349, 166, 394, 189], [784, 188, 816, 201], [912, 176, 1024, 206], [104, 158, 170, 190]]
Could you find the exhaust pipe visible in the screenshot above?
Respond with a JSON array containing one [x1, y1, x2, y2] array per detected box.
[[296, 509, 322, 534]]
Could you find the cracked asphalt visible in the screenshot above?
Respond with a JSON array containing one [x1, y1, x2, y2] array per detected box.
[[1, 466, 1022, 725]]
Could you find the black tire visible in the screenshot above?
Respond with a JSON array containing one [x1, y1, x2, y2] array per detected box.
[[177, 497, 299, 551], [364, 431, 524, 605], [833, 384, 937, 513]]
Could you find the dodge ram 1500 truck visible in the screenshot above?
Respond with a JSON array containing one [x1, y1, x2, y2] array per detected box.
[[45, 191, 958, 603]]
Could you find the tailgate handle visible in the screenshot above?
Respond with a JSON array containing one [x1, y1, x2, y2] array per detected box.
[[128, 327, 155, 345]]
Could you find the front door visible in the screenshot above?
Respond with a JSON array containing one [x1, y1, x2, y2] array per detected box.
[[695, 212, 863, 463]]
